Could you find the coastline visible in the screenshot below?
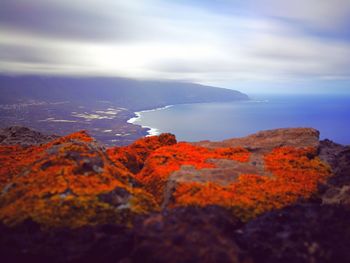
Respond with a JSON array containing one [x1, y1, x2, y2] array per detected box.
[[125, 100, 252, 138], [127, 105, 173, 136]]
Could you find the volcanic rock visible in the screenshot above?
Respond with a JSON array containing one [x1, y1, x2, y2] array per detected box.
[[0, 220, 133, 263], [135, 129, 330, 220], [0, 126, 349, 263], [318, 139, 350, 206], [193, 127, 320, 151], [107, 133, 177, 173], [0, 130, 157, 227], [127, 206, 248, 263], [238, 204, 350, 263]]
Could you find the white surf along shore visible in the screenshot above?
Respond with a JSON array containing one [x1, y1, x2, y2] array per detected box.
[[127, 105, 173, 136]]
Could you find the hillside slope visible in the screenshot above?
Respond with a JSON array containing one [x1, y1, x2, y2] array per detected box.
[[0, 75, 248, 110]]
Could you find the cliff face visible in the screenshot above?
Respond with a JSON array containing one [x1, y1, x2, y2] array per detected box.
[[0, 127, 349, 263]]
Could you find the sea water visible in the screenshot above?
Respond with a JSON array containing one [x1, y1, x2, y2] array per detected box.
[[131, 94, 350, 145]]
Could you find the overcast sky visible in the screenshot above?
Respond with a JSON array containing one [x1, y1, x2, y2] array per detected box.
[[1, 0, 350, 93]]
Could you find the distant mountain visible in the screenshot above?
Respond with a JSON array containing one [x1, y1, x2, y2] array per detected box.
[[0, 75, 249, 110]]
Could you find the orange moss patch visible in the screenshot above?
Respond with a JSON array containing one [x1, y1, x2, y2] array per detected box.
[[0, 145, 29, 188], [107, 133, 176, 174], [172, 147, 331, 220], [0, 131, 332, 226], [50, 130, 94, 144], [0, 131, 158, 228], [136, 142, 251, 204], [0, 131, 96, 180]]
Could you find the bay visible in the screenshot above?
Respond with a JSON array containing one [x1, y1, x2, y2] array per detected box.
[[132, 94, 350, 145]]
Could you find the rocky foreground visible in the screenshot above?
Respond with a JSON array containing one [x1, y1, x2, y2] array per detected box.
[[0, 126, 349, 263]]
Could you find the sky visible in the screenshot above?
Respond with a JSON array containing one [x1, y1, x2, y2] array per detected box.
[[1, 0, 350, 94]]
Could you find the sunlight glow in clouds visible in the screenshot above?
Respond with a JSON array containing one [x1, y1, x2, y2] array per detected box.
[[1, 0, 350, 93]]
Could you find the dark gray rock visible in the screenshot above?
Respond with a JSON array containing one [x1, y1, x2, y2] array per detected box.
[[0, 221, 133, 263], [318, 139, 350, 206], [128, 206, 246, 263], [238, 204, 350, 263]]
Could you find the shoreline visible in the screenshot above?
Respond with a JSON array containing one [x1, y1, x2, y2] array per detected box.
[[127, 105, 173, 136]]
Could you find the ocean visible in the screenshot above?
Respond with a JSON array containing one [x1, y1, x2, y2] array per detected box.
[[130, 94, 350, 145]]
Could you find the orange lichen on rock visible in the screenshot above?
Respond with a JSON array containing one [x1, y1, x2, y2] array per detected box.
[[0, 131, 158, 228], [136, 142, 251, 204], [107, 133, 177, 174], [0, 145, 28, 188], [0, 130, 332, 226], [171, 146, 331, 220]]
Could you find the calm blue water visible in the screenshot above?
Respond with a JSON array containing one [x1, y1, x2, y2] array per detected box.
[[134, 94, 350, 145]]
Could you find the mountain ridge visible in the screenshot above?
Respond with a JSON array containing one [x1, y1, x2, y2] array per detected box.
[[0, 75, 249, 145], [0, 75, 249, 111]]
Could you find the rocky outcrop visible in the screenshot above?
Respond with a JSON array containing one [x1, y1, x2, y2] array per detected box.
[[0, 131, 157, 227], [107, 133, 177, 174], [0, 126, 58, 146], [0, 206, 245, 263], [194, 128, 320, 152], [127, 206, 247, 263], [135, 128, 330, 220], [135, 143, 251, 207], [0, 127, 349, 263], [2, 204, 349, 263], [0, 128, 330, 226], [318, 139, 350, 206], [238, 204, 350, 263], [0, 221, 133, 263]]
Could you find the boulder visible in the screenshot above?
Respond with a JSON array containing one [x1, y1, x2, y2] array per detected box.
[[0, 131, 157, 228], [318, 139, 350, 206], [128, 206, 247, 263], [0, 221, 133, 263], [107, 133, 177, 174], [238, 204, 350, 263], [193, 127, 320, 152], [135, 130, 330, 220]]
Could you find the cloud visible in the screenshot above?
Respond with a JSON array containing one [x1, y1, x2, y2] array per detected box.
[[251, 0, 350, 31], [0, 0, 179, 42], [0, 0, 350, 92]]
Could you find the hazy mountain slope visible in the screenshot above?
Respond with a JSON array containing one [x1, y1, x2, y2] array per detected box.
[[0, 75, 248, 110]]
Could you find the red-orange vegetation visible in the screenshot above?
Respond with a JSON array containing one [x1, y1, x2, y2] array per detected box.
[[0, 131, 158, 227], [0, 131, 332, 226], [0, 131, 113, 189], [51, 130, 94, 144], [107, 133, 177, 174], [172, 147, 331, 220], [136, 142, 251, 204], [0, 145, 29, 188]]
